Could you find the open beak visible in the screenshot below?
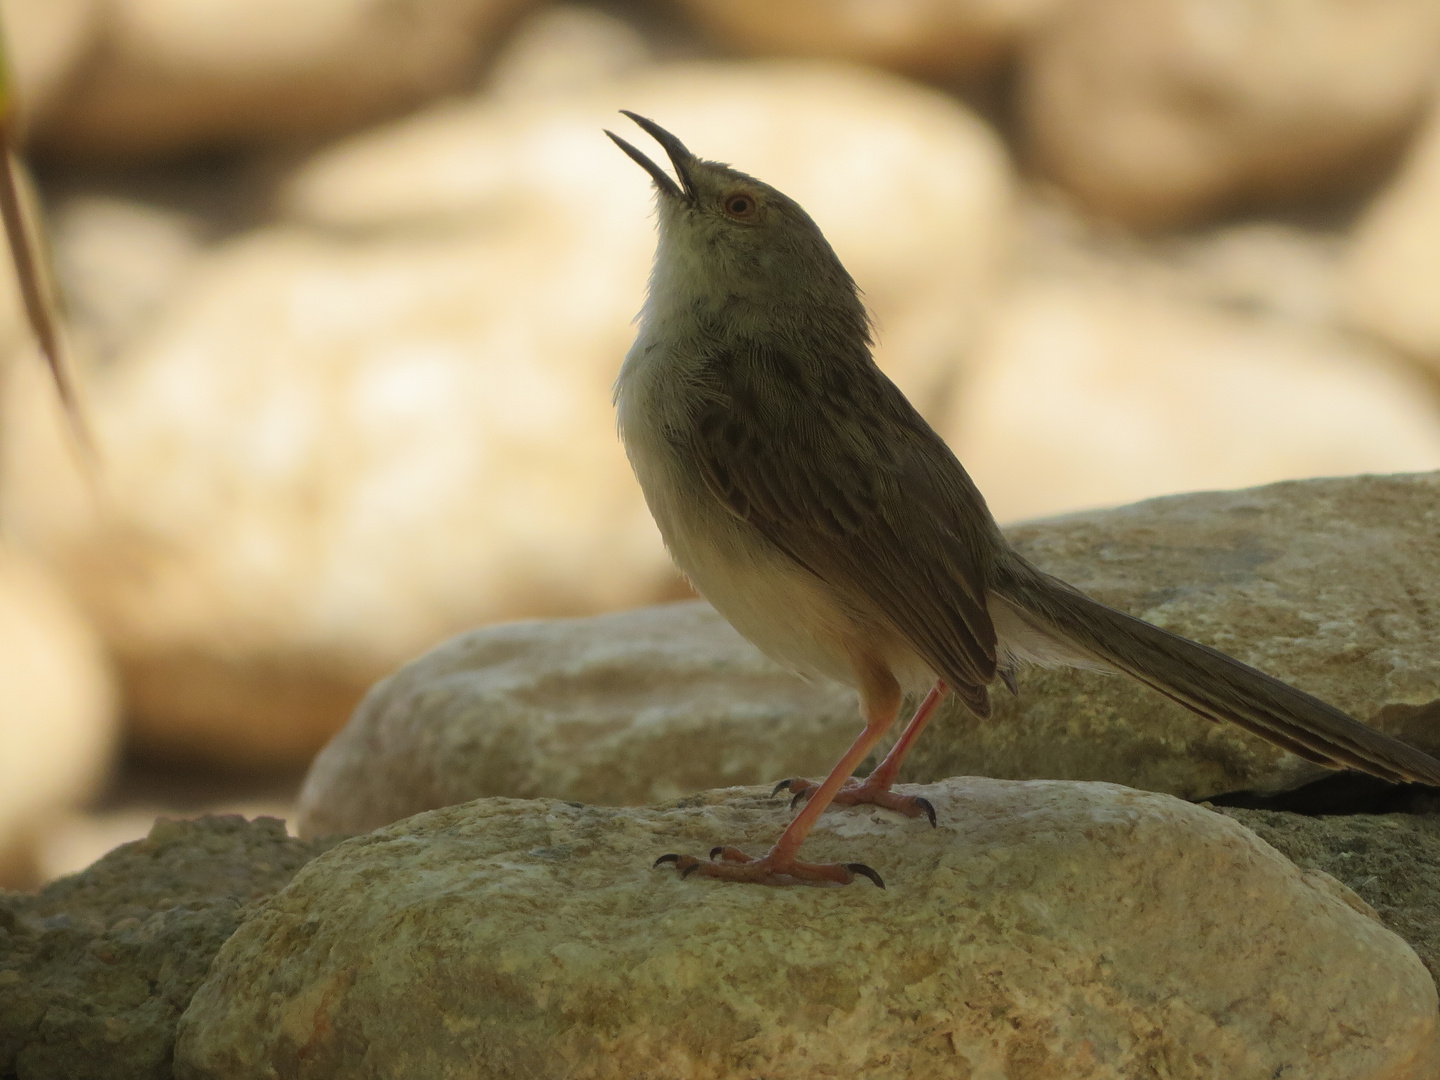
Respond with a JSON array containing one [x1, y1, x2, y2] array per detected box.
[[605, 111, 696, 203]]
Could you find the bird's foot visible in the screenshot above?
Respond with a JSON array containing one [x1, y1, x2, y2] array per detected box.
[[653, 846, 883, 888], [772, 777, 936, 827]]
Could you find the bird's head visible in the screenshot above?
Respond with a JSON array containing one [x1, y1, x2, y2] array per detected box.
[[606, 112, 867, 341]]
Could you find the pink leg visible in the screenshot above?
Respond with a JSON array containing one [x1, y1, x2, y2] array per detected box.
[[655, 655, 904, 887], [861, 680, 950, 789], [777, 680, 950, 826]]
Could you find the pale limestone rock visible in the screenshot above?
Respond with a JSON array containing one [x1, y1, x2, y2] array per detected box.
[[1020, 0, 1440, 225], [1344, 97, 1440, 373], [174, 779, 1440, 1080], [1155, 220, 1345, 326], [1014, 196, 1350, 328], [32, 0, 535, 157], [0, 545, 118, 887], [50, 195, 206, 359], [0, 223, 673, 766], [485, 5, 652, 100], [0, 61, 1009, 767], [670, 0, 1061, 76], [907, 473, 1440, 800], [284, 59, 1013, 414], [296, 601, 858, 838], [0, 0, 100, 126], [1218, 808, 1440, 982], [945, 275, 1440, 524]]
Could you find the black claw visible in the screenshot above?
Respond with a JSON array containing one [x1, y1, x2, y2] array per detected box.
[[679, 861, 701, 879], [709, 846, 725, 860], [789, 790, 807, 811], [654, 853, 682, 868], [771, 779, 794, 797], [914, 796, 937, 828], [846, 863, 885, 889]]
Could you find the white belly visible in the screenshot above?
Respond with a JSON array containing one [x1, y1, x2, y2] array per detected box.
[[628, 437, 855, 684]]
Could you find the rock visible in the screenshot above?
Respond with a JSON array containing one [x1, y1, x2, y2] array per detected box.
[[1344, 96, 1440, 373], [31, 0, 536, 158], [2, 221, 673, 767], [944, 274, 1440, 524], [484, 5, 652, 101], [1156, 219, 1345, 326], [1019, 0, 1440, 225], [283, 59, 1012, 414], [1217, 807, 1440, 984], [0, 61, 1010, 767], [174, 779, 1439, 1079], [0, 815, 340, 1080], [0, 0, 101, 127], [0, 545, 118, 888], [906, 473, 1440, 800], [1015, 196, 1349, 327], [50, 195, 207, 361], [670, 0, 1061, 77], [296, 601, 858, 837]]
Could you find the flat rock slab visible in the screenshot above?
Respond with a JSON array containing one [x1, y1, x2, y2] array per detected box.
[[0, 816, 339, 1080], [177, 779, 1438, 1080]]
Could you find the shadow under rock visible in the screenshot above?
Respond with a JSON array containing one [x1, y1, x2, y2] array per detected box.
[[1207, 771, 1440, 815]]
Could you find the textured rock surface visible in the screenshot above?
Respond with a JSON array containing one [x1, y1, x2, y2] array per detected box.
[[297, 601, 857, 838], [1219, 807, 1440, 983], [31, 0, 535, 157], [945, 275, 1440, 523], [0, 61, 1009, 767], [0, 816, 339, 1080], [176, 780, 1439, 1080], [907, 473, 1440, 799], [1345, 97, 1440, 372], [0, 546, 118, 888], [672, 0, 1061, 75], [1020, 0, 1440, 224]]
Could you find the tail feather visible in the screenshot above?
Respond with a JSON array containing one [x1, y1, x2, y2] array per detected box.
[[997, 566, 1440, 787]]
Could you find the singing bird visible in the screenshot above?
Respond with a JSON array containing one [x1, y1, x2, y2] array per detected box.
[[607, 112, 1440, 887]]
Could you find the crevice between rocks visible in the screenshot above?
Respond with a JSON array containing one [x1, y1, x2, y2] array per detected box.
[[1208, 697, 1440, 815], [1207, 773, 1440, 815]]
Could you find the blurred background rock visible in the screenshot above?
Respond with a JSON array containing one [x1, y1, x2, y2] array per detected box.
[[1, 0, 1438, 888]]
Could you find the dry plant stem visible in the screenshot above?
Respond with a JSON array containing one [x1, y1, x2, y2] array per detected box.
[[0, 141, 95, 460]]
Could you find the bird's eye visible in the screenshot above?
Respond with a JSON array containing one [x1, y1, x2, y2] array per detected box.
[[721, 192, 758, 220]]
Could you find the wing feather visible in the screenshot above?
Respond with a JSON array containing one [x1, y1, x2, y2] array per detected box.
[[682, 342, 1001, 702]]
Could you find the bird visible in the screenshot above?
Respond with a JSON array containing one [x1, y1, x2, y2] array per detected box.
[[605, 111, 1440, 888]]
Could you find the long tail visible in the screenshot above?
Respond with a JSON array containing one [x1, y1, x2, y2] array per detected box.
[[993, 561, 1440, 786]]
